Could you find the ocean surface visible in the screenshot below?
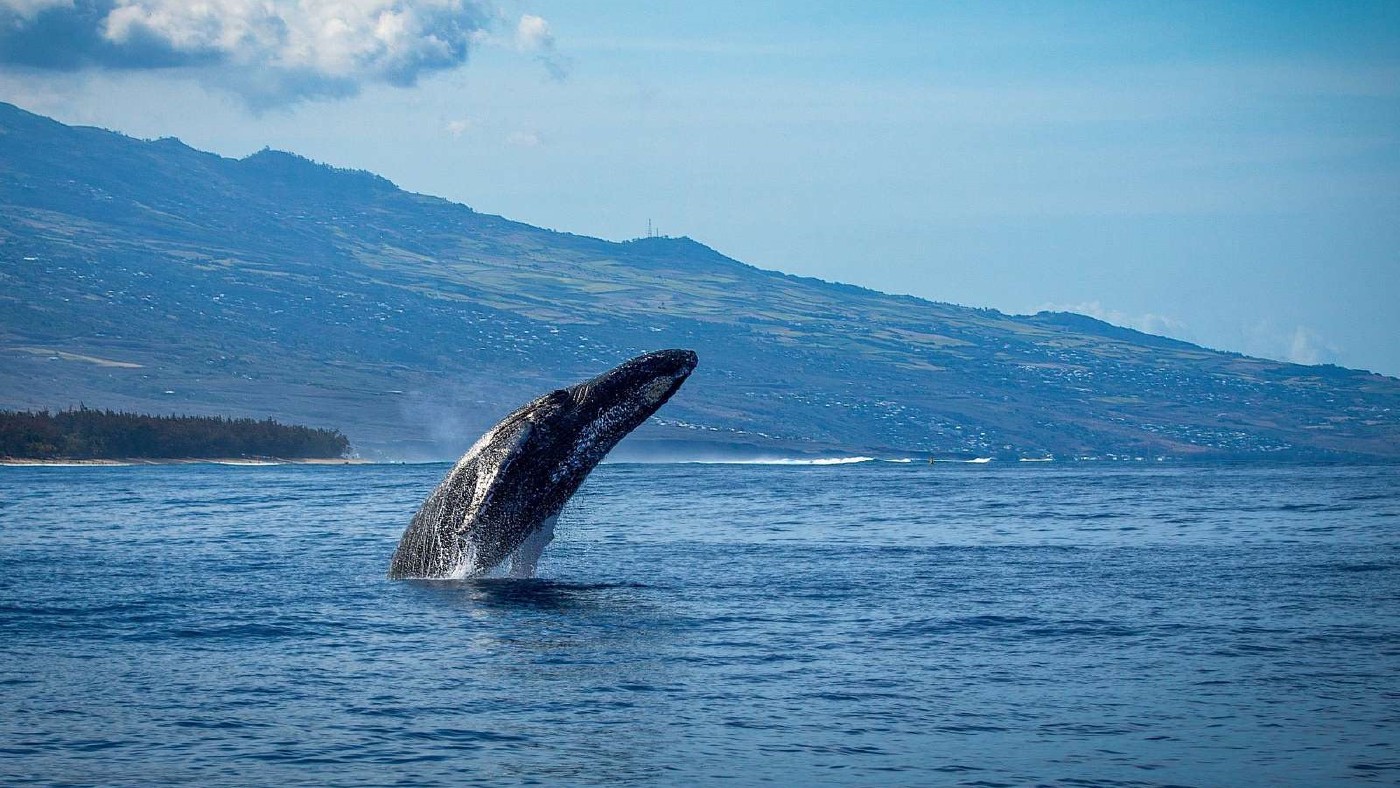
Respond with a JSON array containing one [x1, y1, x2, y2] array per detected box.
[[1, 461, 1397, 786]]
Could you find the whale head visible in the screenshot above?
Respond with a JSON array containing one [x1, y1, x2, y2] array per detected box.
[[544, 347, 699, 450], [388, 349, 698, 579]]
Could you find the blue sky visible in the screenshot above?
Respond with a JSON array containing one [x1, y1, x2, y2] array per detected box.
[[3, 1, 1397, 374]]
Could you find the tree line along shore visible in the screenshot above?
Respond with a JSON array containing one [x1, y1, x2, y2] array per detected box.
[[0, 408, 351, 461]]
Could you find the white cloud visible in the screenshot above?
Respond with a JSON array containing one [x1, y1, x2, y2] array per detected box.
[[444, 117, 473, 137], [506, 129, 542, 147], [513, 12, 568, 81], [0, 0, 499, 106], [1036, 300, 1190, 340], [514, 14, 551, 50], [1032, 303, 1347, 368], [104, 0, 486, 82], [1288, 326, 1328, 365], [1241, 321, 1340, 367]]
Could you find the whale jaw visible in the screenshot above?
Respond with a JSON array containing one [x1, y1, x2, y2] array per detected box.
[[387, 349, 697, 580]]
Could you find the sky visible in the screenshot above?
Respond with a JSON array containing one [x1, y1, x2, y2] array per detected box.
[[2, 1, 1397, 375]]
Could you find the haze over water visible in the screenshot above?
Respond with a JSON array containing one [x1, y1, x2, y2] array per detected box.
[[1, 462, 1397, 786]]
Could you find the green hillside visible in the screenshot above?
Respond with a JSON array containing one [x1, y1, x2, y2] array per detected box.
[[2, 102, 1397, 460]]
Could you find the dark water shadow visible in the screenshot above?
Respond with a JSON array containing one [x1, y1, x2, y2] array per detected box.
[[403, 578, 651, 612]]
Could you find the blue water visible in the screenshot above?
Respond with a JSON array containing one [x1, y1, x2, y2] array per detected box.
[[1, 462, 1397, 786]]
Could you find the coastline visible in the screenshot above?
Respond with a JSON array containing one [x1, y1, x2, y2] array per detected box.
[[0, 457, 371, 467]]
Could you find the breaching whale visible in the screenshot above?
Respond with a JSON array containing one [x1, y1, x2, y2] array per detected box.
[[387, 349, 698, 579]]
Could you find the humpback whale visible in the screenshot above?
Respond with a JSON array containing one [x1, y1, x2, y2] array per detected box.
[[388, 349, 698, 579]]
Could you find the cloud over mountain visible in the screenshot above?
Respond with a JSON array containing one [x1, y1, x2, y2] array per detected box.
[[514, 13, 567, 81], [0, 0, 497, 105]]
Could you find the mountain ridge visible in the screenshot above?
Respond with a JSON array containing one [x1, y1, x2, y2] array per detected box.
[[2, 101, 1397, 460]]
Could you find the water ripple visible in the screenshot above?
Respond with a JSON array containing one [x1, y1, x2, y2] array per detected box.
[[0, 462, 1396, 786]]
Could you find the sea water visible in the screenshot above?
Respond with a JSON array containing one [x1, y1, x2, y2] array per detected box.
[[1, 461, 1397, 786]]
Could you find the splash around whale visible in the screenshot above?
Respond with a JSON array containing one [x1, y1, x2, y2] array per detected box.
[[387, 349, 698, 580]]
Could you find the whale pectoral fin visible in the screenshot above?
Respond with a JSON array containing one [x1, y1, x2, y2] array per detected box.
[[508, 515, 557, 578]]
